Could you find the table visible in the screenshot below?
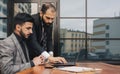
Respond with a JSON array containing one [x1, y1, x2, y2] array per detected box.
[[16, 62, 120, 74]]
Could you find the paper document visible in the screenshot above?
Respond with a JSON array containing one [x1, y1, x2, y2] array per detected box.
[[56, 66, 95, 72]]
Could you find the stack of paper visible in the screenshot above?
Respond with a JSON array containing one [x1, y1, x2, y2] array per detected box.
[[56, 66, 95, 73]]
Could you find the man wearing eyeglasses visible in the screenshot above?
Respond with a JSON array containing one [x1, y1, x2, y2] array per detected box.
[[26, 3, 67, 64]]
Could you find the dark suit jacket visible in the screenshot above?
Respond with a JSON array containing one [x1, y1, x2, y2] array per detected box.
[[27, 13, 53, 60], [0, 33, 31, 74]]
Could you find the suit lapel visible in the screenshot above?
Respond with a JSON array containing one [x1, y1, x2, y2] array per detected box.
[[11, 33, 26, 63]]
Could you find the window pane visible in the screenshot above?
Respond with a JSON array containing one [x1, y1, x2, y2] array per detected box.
[[60, 39, 120, 60], [14, 3, 38, 16], [60, 39, 86, 61], [88, 18, 120, 38], [87, 19, 94, 34], [90, 40, 120, 60], [60, 0, 85, 17], [88, 0, 120, 17], [0, 19, 7, 38], [60, 19, 85, 38], [0, 0, 8, 17]]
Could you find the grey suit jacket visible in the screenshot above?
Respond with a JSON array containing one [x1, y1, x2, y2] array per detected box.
[[0, 33, 31, 74]]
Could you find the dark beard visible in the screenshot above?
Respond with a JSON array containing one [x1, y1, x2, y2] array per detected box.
[[42, 16, 53, 26], [19, 30, 26, 39], [44, 21, 53, 27]]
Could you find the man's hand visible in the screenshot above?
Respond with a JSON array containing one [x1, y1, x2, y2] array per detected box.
[[32, 56, 44, 66], [48, 56, 67, 64]]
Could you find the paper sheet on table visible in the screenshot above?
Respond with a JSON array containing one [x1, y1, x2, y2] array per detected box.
[[56, 66, 95, 72]]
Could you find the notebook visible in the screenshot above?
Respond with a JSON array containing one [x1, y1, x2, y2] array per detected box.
[[56, 66, 95, 72]]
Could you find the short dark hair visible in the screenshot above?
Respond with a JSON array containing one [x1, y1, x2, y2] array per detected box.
[[13, 13, 34, 29], [41, 3, 56, 14]]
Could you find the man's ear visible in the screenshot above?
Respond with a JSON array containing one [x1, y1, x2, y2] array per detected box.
[[16, 24, 21, 31]]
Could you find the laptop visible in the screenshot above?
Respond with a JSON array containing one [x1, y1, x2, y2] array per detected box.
[[52, 62, 75, 67], [45, 55, 77, 68], [51, 52, 81, 67]]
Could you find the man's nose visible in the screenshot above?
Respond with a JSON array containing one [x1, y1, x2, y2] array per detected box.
[[48, 19, 53, 23], [30, 29, 33, 34]]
